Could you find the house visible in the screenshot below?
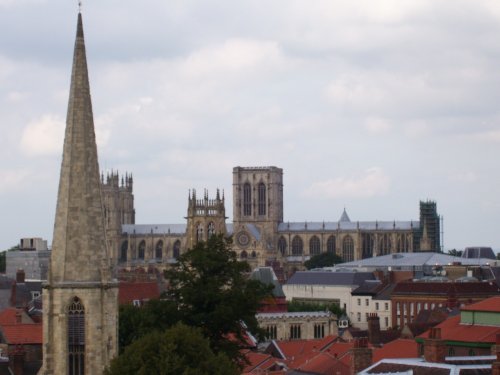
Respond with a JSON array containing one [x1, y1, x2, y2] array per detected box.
[[118, 281, 160, 306]]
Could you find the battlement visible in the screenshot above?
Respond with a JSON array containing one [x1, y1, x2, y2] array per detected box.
[[101, 170, 133, 191], [188, 189, 225, 217]]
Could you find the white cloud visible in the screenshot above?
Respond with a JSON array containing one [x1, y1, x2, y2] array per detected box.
[[20, 114, 64, 157], [304, 168, 391, 199], [0, 169, 30, 193], [364, 117, 392, 134]]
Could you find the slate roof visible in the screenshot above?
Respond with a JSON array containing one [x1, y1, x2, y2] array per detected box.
[[277, 220, 418, 232], [122, 224, 187, 235], [351, 280, 384, 296], [286, 271, 375, 286], [338, 252, 496, 269], [251, 267, 285, 298], [392, 281, 500, 296]]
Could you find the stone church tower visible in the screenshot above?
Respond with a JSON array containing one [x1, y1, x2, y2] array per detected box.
[[185, 189, 227, 249], [39, 12, 118, 375]]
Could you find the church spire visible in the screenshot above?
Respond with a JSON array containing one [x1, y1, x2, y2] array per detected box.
[[50, 11, 111, 283]]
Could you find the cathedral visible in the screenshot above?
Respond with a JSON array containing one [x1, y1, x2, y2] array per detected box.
[[102, 166, 440, 274]]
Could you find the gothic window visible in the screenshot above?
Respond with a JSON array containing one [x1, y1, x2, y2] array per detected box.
[[258, 182, 266, 216], [173, 240, 181, 259], [327, 235, 336, 253], [243, 183, 252, 216], [291, 236, 303, 256], [278, 236, 287, 255], [342, 235, 354, 262], [251, 251, 256, 258], [314, 324, 325, 339], [362, 233, 374, 259], [120, 241, 128, 262], [379, 234, 391, 255], [155, 240, 163, 260], [138, 240, 145, 260], [309, 236, 321, 256], [196, 223, 204, 243], [290, 324, 301, 339], [241, 250, 248, 259], [207, 222, 215, 238], [266, 325, 277, 340], [68, 297, 85, 375]]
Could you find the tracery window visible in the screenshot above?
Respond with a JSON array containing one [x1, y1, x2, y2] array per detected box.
[[138, 240, 145, 260], [362, 233, 374, 259], [342, 235, 354, 262], [155, 240, 163, 260], [379, 234, 391, 255], [291, 236, 303, 256], [278, 236, 287, 255], [326, 235, 336, 253], [240, 250, 248, 259], [68, 297, 85, 375], [243, 183, 252, 216], [173, 240, 181, 259], [258, 182, 266, 215], [196, 223, 204, 243], [309, 236, 321, 256], [120, 241, 128, 262], [207, 222, 215, 238], [290, 324, 301, 339]]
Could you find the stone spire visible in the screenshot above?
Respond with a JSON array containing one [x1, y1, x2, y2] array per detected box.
[[50, 12, 111, 283]]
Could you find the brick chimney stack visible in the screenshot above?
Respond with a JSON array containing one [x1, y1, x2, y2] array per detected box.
[[367, 313, 381, 346], [350, 337, 372, 375], [423, 327, 446, 363]]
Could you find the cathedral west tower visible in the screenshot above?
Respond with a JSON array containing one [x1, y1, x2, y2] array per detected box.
[[39, 12, 118, 375]]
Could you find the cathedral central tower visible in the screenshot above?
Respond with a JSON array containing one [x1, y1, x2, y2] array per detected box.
[[39, 12, 119, 375]]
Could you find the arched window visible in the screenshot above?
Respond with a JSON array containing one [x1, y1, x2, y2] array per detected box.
[[173, 240, 181, 259], [258, 182, 266, 215], [138, 240, 145, 260], [207, 222, 215, 238], [243, 183, 252, 216], [309, 236, 321, 256], [380, 234, 391, 255], [155, 240, 163, 260], [362, 234, 373, 259], [68, 297, 85, 375], [241, 250, 248, 259], [251, 251, 257, 258], [196, 223, 204, 243], [278, 236, 287, 255], [120, 241, 128, 262], [327, 235, 336, 253], [342, 236, 354, 262], [291, 236, 303, 256]]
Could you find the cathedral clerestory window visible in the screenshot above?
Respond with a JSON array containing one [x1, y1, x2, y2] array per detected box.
[[138, 240, 145, 260], [309, 236, 321, 256], [173, 240, 181, 259], [68, 297, 85, 375], [155, 240, 163, 260], [278, 236, 287, 255], [291, 236, 303, 256], [342, 236, 354, 262]]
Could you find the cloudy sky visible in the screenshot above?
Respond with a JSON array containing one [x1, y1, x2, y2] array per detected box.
[[1, 0, 499, 251]]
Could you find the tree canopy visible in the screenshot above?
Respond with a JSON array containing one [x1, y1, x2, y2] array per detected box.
[[164, 234, 273, 360], [304, 252, 344, 269], [106, 323, 239, 375]]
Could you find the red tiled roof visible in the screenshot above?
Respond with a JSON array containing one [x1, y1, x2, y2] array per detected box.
[[296, 351, 351, 375], [274, 335, 338, 359], [118, 281, 160, 305], [373, 339, 419, 363], [0, 308, 34, 325], [392, 281, 500, 296], [461, 296, 500, 312], [1, 324, 42, 344], [418, 315, 500, 344]]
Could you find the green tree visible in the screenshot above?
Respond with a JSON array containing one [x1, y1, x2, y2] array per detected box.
[[106, 323, 239, 375], [164, 234, 273, 361], [304, 252, 343, 269], [447, 249, 463, 257], [287, 300, 346, 317], [118, 299, 181, 352]]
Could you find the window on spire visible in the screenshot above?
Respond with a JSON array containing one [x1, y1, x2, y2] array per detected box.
[[68, 297, 85, 375], [258, 182, 266, 216], [196, 223, 204, 243], [243, 183, 251, 216]]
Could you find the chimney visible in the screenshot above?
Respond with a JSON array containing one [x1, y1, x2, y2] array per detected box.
[[492, 333, 500, 375], [16, 270, 25, 284], [423, 327, 446, 363], [350, 337, 372, 375], [367, 313, 381, 346]]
